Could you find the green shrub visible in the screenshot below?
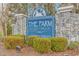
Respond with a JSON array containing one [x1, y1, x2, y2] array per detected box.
[[33, 38, 51, 53], [27, 36, 40, 46], [0, 32, 3, 37], [4, 36, 25, 49], [51, 37, 68, 52], [68, 41, 79, 50], [0, 32, 3, 41], [14, 34, 25, 37]]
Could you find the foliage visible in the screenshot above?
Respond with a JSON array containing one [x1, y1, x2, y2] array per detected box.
[[0, 4, 8, 36], [7, 3, 28, 15], [44, 3, 56, 16], [0, 32, 3, 41], [0, 32, 3, 37], [14, 34, 28, 44], [51, 37, 68, 52], [68, 41, 79, 50], [27, 36, 40, 46], [4, 36, 25, 49], [7, 20, 12, 35], [14, 34, 25, 37], [33, 37, 51, 53]]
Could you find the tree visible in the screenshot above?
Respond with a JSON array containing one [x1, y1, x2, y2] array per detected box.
[[6, 3, 28, 35], [44, 3, 56, 16], [0, 3, 28, 36], [7, 3, 28, 15], [0, 4, 8, 37]]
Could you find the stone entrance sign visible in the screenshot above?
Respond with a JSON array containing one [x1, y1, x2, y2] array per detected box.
[[27, 16, 55, 38], [26, 7, 56, 38]]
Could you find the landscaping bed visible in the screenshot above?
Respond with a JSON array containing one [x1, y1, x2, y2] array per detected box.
[[0, 36, 79, 56], [0, 41, 79, 56]]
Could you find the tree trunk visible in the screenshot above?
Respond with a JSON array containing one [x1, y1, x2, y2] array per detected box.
[[1, 23, 7, 39]]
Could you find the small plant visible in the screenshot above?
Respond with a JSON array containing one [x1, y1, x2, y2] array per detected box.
[[68, 41, 79, 50], [4, 36, 25, 49], [51, 37, 68, 52], [33, 38, 51, 53]]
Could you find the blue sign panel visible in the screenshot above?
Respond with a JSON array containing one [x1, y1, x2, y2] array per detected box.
[[27, 16, 56, 38]]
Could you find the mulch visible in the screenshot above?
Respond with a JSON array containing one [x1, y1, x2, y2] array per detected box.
[[0, 42, 79, 56]]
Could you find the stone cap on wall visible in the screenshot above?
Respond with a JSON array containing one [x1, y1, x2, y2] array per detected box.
[[57, 5, 74, 13]]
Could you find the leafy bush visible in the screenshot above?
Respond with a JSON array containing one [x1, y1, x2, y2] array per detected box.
[[0, 32, 3, 37], [27, 36, 40, 46], [51, 37, 68, 52], [14, 34, 27, 43], [68, 41, 79, 50], [4, 36, 25, 49], [33, 38, 51, 53], [0, 32, 3, 41], [7, 22, 12, 35], [14, 34, 25, 37]]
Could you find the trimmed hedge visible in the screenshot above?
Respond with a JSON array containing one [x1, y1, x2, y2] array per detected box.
[[27, 36, 40, 46], [4, 35, 69, 53], [33, 38, 51, 53], [4, 36, 25, 49], [68, 41, 79, 50], [51, 37, 68, 52]]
